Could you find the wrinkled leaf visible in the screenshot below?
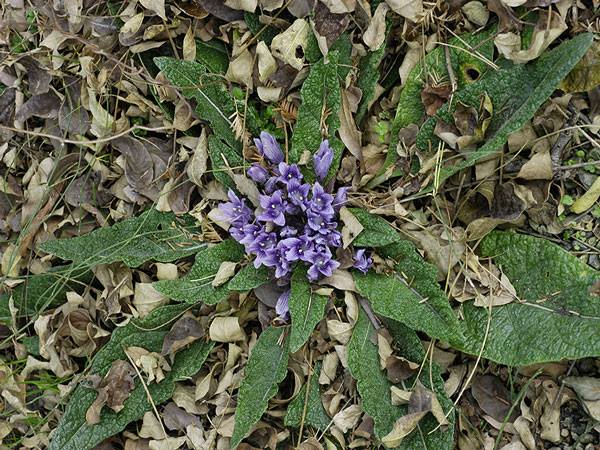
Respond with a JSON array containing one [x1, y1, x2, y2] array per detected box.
[[289, 268, 329, 352], [285, 361, 330, 430], [460, 231, 600, 365], [41, 209, 204, 268], [48, 305, 213, 450], [154, 240, 244, 304], [231, 326, 290, 447]]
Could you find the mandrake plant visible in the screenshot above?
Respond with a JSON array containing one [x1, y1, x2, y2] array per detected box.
[[8, 27, 599, 450]]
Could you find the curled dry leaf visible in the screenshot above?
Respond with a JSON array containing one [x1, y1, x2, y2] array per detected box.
[[126, 346, 171, 384], [332, 404, 362, 433], [209, 317, 245, 342], [161, 316, 205, 357], [211, 261, 238, 287], [563, 376, 600, 421], [363, 3, 389, 51], [133, 282, 169, 318], [340, 206, 364, 248], [386, 0, 423, 22], [271, 19, 310, 70], [471, 375, 517, 423], [85, 360, 136, 425]]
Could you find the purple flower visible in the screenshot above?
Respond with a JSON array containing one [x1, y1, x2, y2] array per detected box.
[[280, 235, 313, 262], [239, 223, 264, 248], [278, 162, 303, 184], [258, 190, 287, 226], [333, 187, 349, 211], [247, 164, 268, 183], [218, 190, 253, 226], [313, 140, 334, 181], [309, 183, 334, 217], [255, 131, 284, 164], [307, 209, 327, 231], [250, 232, 278, 268], [353, 249, 372, 273], [287, 179, 310, 210], [275, 290, 290, 319], [306, 246, 340, 281]]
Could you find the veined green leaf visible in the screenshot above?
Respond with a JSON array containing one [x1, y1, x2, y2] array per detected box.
[[385, 319, 455, 450], [460, 231, 600, 366], [228, 264, 271, 292], [354, 269, 461, 346], [208, 134, 245, 190], [369, 28, 496, 187], [289, 51, 343, 175], [348, 310, 402, 439], [289, 268, 328, 353], [153, 239, 244, 304], [284, 361, 330, 431], [415, 33, 593, 186], [48, 305, 213, 450], [0, 265, 91, 322], [40, 209, 204, 268], [154, 57, 239, 150], [195, 39, 229, 74], [231, 326, 290, 447], [350, 208, 402, 248]]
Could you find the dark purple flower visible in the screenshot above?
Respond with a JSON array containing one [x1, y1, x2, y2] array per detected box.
[[279, 226, 298, 238], [307, 209, 327, 231], [263, 176, 279, 194], [258, 190, 287, 226], [353, 249, 372, 273], [332, 187, 349, 211], [275, 290, 290, 319], [287, 179, 311, 209], [280, 235, 313, 262], [313, 224, 341, 246], [218, 190, 253, 226], [278, 162, 303, 184], [250, 232, 278, 268], [306, 246, 340, 281], [309, 183, 334, 217], [313, 139, 334, 181], [239, 223, 264, 248], [247, 163, 268, 183], [255, 131, 284, 164]]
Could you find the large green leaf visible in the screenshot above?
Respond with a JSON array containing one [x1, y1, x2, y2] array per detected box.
[[348, 310, 454, 449], [368, 28, 496, 187], [385, 319, 455, 450], [0, 265, 91, 322], [228, 264, 271, 292], [231, 326, 290, 447], [289, 51, 343, 178], [48, 305, 213, 450], [460, 231, 600, 366], [415, 33, 593, 186], [350, 208, 403, 248], [40, 209, 204, 268], [284, 361, 330, 431], [354, 269, 461, 346], [153, 239, 244, 304], [153, 57, 239, 150], [289, 268, 328, 353], [348, 310, 401, 440]]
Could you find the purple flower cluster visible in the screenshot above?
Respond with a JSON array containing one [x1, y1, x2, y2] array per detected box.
[[219, 132, 372, 318]]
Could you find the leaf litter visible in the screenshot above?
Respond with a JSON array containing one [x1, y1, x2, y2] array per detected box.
[[1, 0, 600, 449]]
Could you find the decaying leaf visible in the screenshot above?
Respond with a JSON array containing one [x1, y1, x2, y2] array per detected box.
[[161, 316, 206, 357], [271, 19, 310, 70], [85, 360, 136, 425]]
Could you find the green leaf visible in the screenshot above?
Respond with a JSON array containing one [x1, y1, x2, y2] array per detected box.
[[154, 57, 239, 150], [348, 310, 402, 439], [40, 210, 204, 268], [228, 264, 271, 291], [354, 269, 461, 346], [154, 239, 244, 304], [349, 208, 403, 248], [459, 231, 600, 366], [231, 326, 290, 447], [284, 361, 330, 431], [48, 305, 214, 450], [355, 25, 389, 124], [208, 134, 245, 190], [0, 265, 91, 322], [289, 51, 342, 168], [195, 39, 229, 74], [244, 13, 278, 45], [368, 28, 496, 187], [289, 268, 328, 353], [348, 310, 455, 449], [385, 319, 455, 450], [415, 33, 593, 186]]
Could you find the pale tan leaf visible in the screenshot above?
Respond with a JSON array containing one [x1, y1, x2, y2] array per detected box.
[[183, 26, 197, 61], [224, 0, 257, 12], [209, 317, 245, 342], [133, 283, 169, 318], [385, 0, 423, 22], [381, 412, 427, 447], [340, 206, 364, 248], [140, 0, 167, 20], [211, 261, 237, 287], [186, 129, 209, 187], [271, 19, 310, 70], [571, 176, 600, 214], [363, 3, 389, 51]]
